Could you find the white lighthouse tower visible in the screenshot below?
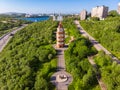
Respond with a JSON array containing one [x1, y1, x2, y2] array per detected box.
[[56, 22, 65, 48]]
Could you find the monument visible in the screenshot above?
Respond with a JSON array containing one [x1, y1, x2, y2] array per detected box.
[[56, 22, 65, 48]]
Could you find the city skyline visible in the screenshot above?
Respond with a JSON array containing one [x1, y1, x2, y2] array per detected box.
[[0, 0, 120, 14]]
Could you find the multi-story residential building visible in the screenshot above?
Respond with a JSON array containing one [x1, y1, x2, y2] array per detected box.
[[80, 9, 87, 20], [91, 5, 108, 20]]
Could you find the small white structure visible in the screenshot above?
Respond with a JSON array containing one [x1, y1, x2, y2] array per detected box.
[[25, 14, 32, 17], [53, 14, 63, 21], [53, 15, 57, 21], [57, 14, 63, 21], [91, 5, 108, 20], [56, 74, 67, 82]]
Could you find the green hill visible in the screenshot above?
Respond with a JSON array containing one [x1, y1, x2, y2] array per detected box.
[[0, 20, 57, 90], [80, 17, 120, 59]]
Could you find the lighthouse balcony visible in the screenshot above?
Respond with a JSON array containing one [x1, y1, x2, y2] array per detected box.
[[56, 33, 65, 36], [57, 39, 64, 42], [57, 36, 64, 39], [57, 32, 64, 34], [56, 36, 65, 38], [57, 28, 64, 32], [57, 34, 65, 37]]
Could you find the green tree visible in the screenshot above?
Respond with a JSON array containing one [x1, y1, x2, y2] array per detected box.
[[34, 77, 48, 90], [108, 10, 119, 17]]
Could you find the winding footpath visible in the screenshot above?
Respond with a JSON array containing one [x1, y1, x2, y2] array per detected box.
[[51, 45, 73, 90], [88, 56, 107, 90], [0, 24, 27, 52], [74, 20, 120, 64]]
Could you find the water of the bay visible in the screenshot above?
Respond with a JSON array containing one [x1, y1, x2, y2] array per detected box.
[[19, 16, 49, 22]]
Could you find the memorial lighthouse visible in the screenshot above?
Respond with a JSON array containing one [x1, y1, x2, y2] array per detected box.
[[56, 22, 65, 48]]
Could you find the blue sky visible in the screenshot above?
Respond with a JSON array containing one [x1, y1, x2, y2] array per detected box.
[[0, 0, 119, 14]]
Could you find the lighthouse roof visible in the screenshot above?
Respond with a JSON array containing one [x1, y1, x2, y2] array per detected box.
[[58, 22, 63, 28]]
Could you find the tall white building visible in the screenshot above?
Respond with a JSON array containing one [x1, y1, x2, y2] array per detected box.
[[57, 14, 63, 21], [118, 3, 120, 14], [52, 14, 63, 21], [80, 9, 87, 20], [53, 15, 57, 21], [91, 5, 108, 20]]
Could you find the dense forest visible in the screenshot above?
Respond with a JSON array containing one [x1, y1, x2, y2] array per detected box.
[[0, 16, 31, 37], [63, 18, 100, 90], [0, 20, 58, 90], [65, 39, 100, 90], [94, 51, 120, 90], [80, 16, 120, 59], [80, 16, 120, 90]]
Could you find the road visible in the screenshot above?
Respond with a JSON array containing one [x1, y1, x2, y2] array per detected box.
[[51, 45, 73, 90], [0, 24, 28, 52], [74, 20, 120, 64]]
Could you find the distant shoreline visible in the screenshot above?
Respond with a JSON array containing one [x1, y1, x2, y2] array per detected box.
[[17, 16, 49, 22]]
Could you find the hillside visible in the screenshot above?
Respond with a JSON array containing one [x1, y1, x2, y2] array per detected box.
[[80, 17, 120, 90], [0, 20, 58, 90], [80, 17, 120, 59], [0, 16, 30, 37]]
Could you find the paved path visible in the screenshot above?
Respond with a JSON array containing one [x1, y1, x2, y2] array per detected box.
[[0, 24, 28, 52], [88, 56, 107, 90], [74, 20, 120, 64], [51, 70, 72, 90], [56, 48, 66, 71], [51, 45, 73, 90]]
